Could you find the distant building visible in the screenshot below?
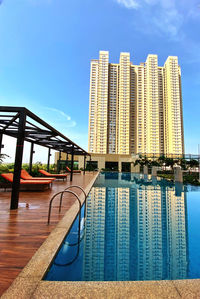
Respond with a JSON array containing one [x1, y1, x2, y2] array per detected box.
[[88, 51, 184, 156]]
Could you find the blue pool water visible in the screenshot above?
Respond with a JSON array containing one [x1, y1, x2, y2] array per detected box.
[[44, 172, 200, 281]]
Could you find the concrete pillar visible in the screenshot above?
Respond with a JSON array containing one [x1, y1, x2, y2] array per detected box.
[[118, 161, 122, 172], [174, 166, 183, 183], [143, 165, 148, 175], [152, 176, 157, 185], [131, 163, 134, 173], [152, 166, 157, 177], [78, 156, 84, 169], [175, 182, 183, 196], [98, 157, 105, 170], [132, 165, 140, 173]]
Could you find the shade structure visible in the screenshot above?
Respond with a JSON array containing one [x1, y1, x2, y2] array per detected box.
[[0, 106, 90, 209]]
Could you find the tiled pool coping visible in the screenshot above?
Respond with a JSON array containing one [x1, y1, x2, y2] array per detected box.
[[2, 172, 200, 298]]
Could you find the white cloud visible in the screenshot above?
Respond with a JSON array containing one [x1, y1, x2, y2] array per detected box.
[[116, 0, 139, 9], [44, 107, 71, 121], [42, 106, 77, 128], [152, 8, 184, 37], [114, 0, 194, 39]]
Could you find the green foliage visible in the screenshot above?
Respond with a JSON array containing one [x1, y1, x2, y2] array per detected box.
[[149, 160, 160, 167], [164, 158, 174, 168], [186, 159, 199, 169], [0, 153, 10, 164], [183, 173, 200, 185], [0, 162, 13, 182], [158, 173, 174, 181], [134, 155, 161, 168], [158, 172, 200, 185], [86, 164, 95, 171], [0, 162, 57, 181], [134, 155, 149, 167], [178, 158, 187, 170], [101, 168, 112, 172]]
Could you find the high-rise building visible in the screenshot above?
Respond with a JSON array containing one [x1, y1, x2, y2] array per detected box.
[[88, 51, 184, 156]]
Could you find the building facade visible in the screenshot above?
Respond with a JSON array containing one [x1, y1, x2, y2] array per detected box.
[[88, 51, 184, 156]]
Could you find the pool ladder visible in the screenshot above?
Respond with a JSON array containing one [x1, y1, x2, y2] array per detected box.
[[47, 185, 87, 225]]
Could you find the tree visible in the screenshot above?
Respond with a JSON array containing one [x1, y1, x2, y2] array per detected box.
[[150, 160, 160, 167], [0, 154, 9, 164], [187, 159, 199, 170], [158, 155, 166, 169], [165, 158, 174, 170], [134, 155, 149, 168], [178, 158, 187, 170]]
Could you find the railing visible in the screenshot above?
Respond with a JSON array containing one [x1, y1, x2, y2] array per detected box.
[[47, 190, 81, 225], [54, 202, 87, 267], [47, 185, 86, 225], [47, 185, 88, 267], [59, 185, 86, 213]]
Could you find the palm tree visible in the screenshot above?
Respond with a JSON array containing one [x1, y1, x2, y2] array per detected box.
[[0, 154, 9, 164], [178, 158, 187, 170]]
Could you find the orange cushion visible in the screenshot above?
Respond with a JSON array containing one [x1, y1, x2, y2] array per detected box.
[[39, 170, 67, 177], [21, 169, 32, 179], [20, 179, 52, 185], [1, 173, 51, 185], [21, 169, 55, 181], [1, 173, 13, 182]]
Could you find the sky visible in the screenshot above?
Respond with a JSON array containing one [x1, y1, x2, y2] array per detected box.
[[0, 0, 200, 163]]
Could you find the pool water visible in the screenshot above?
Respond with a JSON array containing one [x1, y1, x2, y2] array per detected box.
[[44, 172, 200, 281]]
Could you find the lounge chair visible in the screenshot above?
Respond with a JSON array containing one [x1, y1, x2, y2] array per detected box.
[[21, 169, 55, 182], [1, 173, 52, 191], [66, 166, 81, 174], [39, 169, 68, 181]]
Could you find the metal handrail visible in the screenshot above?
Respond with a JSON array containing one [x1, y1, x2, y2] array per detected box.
[[54, 226, 83, 267], [59, 185, 87, 213], [47, 190, 82, 225], [63, 201, 87, 247], [54, 203, 86, 267]]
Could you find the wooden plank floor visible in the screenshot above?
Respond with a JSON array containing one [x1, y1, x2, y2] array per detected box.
[[0, 172, 96, 296]]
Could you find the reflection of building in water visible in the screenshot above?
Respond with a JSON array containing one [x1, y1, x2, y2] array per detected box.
[[136, 186, 163, 280], [104, 188, 117, 280], [117, 188, 130, 280], [165, 186, 187, 279], [83, 183, 188, 281], [83, 187, 106, 280]]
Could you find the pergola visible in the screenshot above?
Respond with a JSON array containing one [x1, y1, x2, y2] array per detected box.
[[0, 106, 90, 210]]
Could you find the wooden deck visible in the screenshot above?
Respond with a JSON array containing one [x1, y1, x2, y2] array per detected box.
[[0, 172, 96, 296]]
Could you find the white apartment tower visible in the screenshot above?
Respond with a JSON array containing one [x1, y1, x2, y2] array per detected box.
[[88, 51, 184, 156]]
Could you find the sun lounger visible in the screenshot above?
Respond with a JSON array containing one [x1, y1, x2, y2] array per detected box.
[[39, 169, 68, 181], [1, 173, 52, 191], [21, 169, 55, 182], [66, 166, 81, 174]]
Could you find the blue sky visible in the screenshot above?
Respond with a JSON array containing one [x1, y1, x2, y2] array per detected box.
[[0, 0, 200, 162]]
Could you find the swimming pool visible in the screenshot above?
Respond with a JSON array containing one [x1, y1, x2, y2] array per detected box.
[[44, 172, 200, 281]]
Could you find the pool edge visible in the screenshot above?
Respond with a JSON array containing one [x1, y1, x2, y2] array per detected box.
[[1, 172, 99, 299], [2, 171, 200, 298]]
